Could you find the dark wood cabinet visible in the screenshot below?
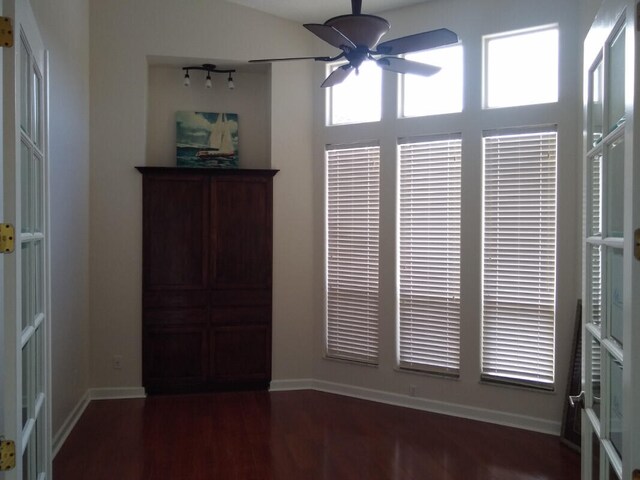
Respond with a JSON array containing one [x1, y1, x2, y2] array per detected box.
[[137, 167, 277, 394]]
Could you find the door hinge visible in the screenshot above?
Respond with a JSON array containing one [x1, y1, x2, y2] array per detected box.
[[0, 439, 16, 471], [0, 17, 13, 47], [0, 224, 15, 253], [635, 228, 640, 261]]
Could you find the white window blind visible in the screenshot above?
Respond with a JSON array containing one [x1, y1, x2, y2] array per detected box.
[[326, 144, 380, 364], [482, 129, 557, 388], [398, 135, 461, 375]]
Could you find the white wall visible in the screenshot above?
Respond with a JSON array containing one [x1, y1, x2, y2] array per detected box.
[[312, 0, 582, 429], [146, 65, 270, 169], [29, 0, 91, 434], [90, 0, 590, 432], [89, 0, 316, 387]]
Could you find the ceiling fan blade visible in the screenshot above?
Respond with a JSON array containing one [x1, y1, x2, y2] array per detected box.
[[376, 57, 441, 77], [249, 55, 331, 63], [321, 65, 354, 88], [375, 28, 459, 55], [304, 23, 356, 51]]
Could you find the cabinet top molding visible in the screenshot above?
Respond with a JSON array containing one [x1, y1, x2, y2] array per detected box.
[[136, 167, 279, 177]]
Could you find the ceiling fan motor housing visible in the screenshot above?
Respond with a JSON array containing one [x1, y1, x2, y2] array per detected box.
[[325, 14, 390, 49]]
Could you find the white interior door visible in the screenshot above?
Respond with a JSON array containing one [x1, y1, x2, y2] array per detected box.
[[1, 0, 49, 479], [582, 0, 640, 478]]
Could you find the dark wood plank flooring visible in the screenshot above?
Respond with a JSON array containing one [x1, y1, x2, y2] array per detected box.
[[53, 390, 580, 480]]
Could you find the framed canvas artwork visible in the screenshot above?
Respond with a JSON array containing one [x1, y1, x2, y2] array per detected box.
[[176, 111, 239, 168]]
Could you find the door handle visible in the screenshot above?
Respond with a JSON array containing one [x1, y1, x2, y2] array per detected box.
[[569, 391, 585, 408]]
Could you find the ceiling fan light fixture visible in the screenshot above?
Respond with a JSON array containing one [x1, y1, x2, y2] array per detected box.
[[325, 14, 390, 49], [183, 70, 190, 87], [205, 72, 212, 89], [227, 73, 235, 90]]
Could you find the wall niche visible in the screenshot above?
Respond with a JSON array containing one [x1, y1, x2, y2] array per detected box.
[[145, 60, 271, 169]]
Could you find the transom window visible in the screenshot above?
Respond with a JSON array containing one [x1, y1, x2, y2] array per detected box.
[[326, 61, 382, 126], [484, 25, 559, 109], [400, 44, 464, 118]]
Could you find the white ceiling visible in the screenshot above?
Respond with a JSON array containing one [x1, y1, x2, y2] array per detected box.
[[224, 0, 431, 23]]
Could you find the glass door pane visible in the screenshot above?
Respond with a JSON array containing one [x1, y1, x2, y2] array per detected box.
[[590, 335, 602, 421], [608, 248, 623, 344], [588, 153, 603, 236], [606, 137, 624, 237], [590, 59, 604, 147], [609, 356, 623, 458], [607, 26, 625, 132]]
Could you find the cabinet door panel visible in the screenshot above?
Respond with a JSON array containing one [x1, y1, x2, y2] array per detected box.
[[210, 325, 271, 380], [143, 175, 209, 289], [143, 326, 208, 387], [211, 178, 272, 288]]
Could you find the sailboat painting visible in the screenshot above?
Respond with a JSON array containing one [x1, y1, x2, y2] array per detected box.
[[176, 111, 239, 168]]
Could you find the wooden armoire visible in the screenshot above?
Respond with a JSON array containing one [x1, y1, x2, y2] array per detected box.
[[137, 167, 277, 394]]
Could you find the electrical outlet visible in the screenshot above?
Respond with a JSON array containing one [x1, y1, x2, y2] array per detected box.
[[112, 355, 123, 370], [409, 384, 417, 397]]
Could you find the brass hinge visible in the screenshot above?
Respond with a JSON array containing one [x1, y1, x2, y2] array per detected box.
[[0, 438, 16, 471], [0, 224, 15, 253], [0, 17, 13, 47]]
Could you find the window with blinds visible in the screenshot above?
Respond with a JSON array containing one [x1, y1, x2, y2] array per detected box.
[[398, 135, 461, 375], [482, 128, 557, 388], [326, 144, 380, 364]]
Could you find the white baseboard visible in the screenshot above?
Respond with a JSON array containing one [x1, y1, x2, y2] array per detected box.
[[52, 387, 146, 458], [88, 387, 147, 400], [269, 378, 315, 391], [52, 390, 90, 458], [269, 378, 560, 435]]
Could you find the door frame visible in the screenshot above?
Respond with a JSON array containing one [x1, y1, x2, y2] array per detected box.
[[582, 0, 640, 477]]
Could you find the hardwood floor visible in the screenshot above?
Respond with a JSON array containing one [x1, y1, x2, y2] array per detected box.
[[53, 390, 580, 480]]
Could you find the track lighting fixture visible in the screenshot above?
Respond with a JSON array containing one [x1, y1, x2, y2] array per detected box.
[[181, 63, 236, 90]]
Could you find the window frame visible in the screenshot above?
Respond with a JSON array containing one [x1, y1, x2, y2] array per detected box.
[[481, 126, 558, 390], [397, 133, 462, 376]]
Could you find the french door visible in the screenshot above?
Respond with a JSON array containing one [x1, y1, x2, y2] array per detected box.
[[582, 0, 640, 478], [1, 0, 50, 479]]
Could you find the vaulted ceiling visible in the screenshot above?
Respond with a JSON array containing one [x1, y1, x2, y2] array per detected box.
[[224, 0, 431, 22]]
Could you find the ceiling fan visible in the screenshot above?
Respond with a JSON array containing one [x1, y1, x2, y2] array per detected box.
[[249, 0, 459, 88]]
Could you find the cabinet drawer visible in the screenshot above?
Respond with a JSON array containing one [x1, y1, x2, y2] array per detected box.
[[210, 325, 271, 381], [210, 306, 270, 325], [143, 326, 208, 388], [209, 289, 271, 307], [144, 290, 208, 308], [144, 308, 207, 326]]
